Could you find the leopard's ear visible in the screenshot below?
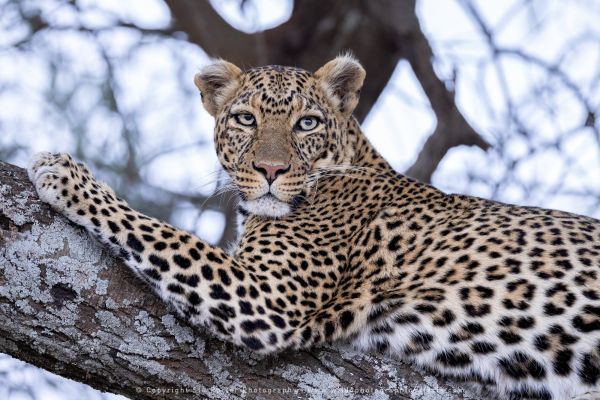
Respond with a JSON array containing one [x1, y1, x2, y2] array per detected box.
[[314, 54, 366, 117], [194, 60, 242, 116]]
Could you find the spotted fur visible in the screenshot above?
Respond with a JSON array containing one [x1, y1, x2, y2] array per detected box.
[[29, 56, 600, 400]]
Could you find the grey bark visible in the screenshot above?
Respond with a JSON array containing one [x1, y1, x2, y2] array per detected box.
[[0, 161, 479, 399]]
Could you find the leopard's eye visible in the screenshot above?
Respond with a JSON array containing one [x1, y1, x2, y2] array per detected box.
[[296, 116, 320, 132], [233, 113, 256, 127]]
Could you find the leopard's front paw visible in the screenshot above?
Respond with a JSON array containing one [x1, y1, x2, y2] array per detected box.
[[28, 152, 114, 217], [29, 152, 74, 212]]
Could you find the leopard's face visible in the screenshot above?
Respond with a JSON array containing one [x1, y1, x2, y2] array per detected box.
[[215, 67, 330, 217], [195, 56, 365, 218]]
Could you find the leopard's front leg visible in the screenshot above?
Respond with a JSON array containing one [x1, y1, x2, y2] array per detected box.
[[28, 152, 308, 352], [29, 152, 133, 254]]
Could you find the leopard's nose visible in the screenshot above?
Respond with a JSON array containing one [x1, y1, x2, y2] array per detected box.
[[252, 162, 290, 184]]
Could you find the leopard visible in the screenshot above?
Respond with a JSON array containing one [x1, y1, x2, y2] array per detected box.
[[28, 55, 600, 400]]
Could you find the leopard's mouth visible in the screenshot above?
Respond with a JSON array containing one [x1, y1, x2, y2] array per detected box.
[[262, 193, 278, 201], [239, 193, 292, 218]]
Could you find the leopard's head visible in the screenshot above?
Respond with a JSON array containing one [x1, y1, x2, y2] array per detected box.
[[194, 55, 365, 218]]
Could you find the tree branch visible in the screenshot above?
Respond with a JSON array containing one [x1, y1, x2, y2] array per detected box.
[[0, 161, 477, 399], [402, 30, 490, 181], [365, 0, 490, 182], [163, 0, 261, 66]]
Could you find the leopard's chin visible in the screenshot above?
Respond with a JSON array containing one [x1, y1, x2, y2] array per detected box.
[[239, 194, 291, 218]]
